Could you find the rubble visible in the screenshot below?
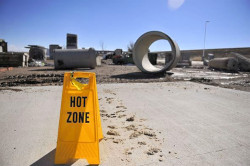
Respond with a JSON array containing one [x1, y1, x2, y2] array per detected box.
[[126, 116, 135, 122], [25, 45, 46, 61], [107, 130, 120, 136], [28, 59, 45, 67], [146, 148, 161, 155], [230, 52, 250, 71], [208, 57, 239, 72]]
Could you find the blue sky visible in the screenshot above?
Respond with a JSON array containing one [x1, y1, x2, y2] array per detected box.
[[0, 0, 249, 52]]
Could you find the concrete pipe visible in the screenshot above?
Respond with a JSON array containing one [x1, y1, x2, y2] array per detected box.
[[54, 48, 97, 69], [208, 57, 239, 72], [230, 52, 250, 71], [133, 31, 180, 73]]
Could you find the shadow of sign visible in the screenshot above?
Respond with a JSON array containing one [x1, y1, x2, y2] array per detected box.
[[30, 148, 76, 166], [111, 71, 173, 80]]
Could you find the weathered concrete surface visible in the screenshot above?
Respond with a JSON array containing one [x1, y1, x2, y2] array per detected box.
[[230, 52, 250, 71], [208, 57, 239, 71], [133, 31, 180, 73], [0, 82, 250, 165]]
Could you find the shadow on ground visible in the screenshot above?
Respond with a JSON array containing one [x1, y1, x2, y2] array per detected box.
[[30, 148, 76, 166], [111, 71, 173, 80], [29, 68, 92, 72], [31, 148, 98, 166]]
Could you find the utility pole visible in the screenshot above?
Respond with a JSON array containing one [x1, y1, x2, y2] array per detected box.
[[202, 21, 210, 63], [100, 41, 104, 51]]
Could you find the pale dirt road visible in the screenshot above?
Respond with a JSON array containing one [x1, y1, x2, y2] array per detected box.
[[0, 82, 250, 166]]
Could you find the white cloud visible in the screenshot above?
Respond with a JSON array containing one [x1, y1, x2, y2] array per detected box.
[[8, 45, 28, 52], [168, 0, 185, 10]]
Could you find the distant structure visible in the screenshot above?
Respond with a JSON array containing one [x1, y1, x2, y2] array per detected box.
[[0, 39, 8, 52], [25, 45, 46, 61], [54, 48, 97, 69], [66, 33, 77, 49], [49, 44, 62, 59], [53, 33, 97, 69], [114, 49, 122, 56], [0, 39, 29, 67]]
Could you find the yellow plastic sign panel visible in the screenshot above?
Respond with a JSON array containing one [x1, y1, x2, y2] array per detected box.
[[55, 72, 103, 165]]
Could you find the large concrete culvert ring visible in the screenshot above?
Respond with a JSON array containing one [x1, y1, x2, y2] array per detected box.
[[133, 31, 180, 73]]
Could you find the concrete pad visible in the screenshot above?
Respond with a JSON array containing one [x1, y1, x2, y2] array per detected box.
[[0, 82, 250, 165]]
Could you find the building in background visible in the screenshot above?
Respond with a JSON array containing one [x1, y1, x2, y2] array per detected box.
[[0, 39, 8, 53], [49, 44, 62, 59], [66, 33, 77, 49], [25, 45, 46, 61]]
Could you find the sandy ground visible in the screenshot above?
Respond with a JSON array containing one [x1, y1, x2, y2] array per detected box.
[[0, 82, 250, 166]]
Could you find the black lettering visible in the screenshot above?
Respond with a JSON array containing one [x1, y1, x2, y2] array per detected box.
[[82, 97, 87, 107], [73, 112, 77, 123], [85, 112, 90, 123], [67, 112, 72, 123], [70, 97, 75, 107], [66, 112, 90, 123], [79, 112, 84, 123], [77, 97, 81, 107]]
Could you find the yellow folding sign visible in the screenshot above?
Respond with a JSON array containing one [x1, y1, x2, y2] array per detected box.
[[55, 72, 103, 165]]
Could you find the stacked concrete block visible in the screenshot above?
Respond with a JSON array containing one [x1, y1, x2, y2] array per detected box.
[[0, 52, 29, 67]]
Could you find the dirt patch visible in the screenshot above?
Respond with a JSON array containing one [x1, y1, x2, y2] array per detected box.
[[125, 124, 136, 131], [146, 148, 161, 155], [107, 130, 120, 136], [143, 131, 156, 137], [126, 116, 135, 122], [113, 139, 123, 144], [106, 97, 114, 104], [0, 64, 249, 91], [129, 131, 142, 139], [0, 87, 22, 92], [116, 105, 127, 109], [107, 125, 116, 129], [99, 93, 165, 165], [138, 141, 147, 145], [118, 114, 126, 118]]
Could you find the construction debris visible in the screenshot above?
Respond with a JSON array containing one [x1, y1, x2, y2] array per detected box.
[[25, 45, 46, 61], [28, 60, 45, 67], [0, 52, 29, 67], [208, 57, 239, 72], [230, 52, 250, 71], [203, 53, 215, 66]]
